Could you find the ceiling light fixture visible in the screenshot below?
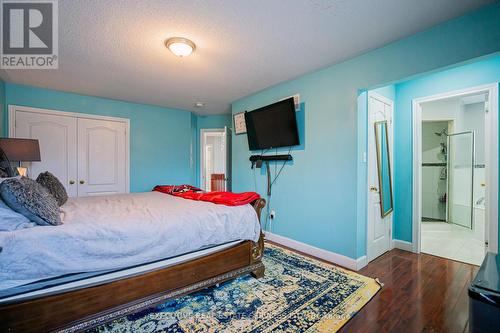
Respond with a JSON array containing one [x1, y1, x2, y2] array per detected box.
[[194, 102, 205, 108], [165, 37, 196, 57]]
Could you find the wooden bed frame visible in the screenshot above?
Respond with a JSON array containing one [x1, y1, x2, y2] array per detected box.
[[0, 198, 266, 333]]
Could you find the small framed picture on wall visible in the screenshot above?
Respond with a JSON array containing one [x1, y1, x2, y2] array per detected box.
[[233, 112, 247, 135]]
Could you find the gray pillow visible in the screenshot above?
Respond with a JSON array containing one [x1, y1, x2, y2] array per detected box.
[[0, 176, 20, 183], [0, 198, 36, 231], [0, 177, 62, 226], [36, 171, 68, 206]]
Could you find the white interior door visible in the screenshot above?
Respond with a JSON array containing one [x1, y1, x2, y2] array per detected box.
[[77, 118, 127, 196], [13, 111, 78, 197], [224, 126, 231, 191], [367, 93, 394, 262], [200, 129, 226, 191]]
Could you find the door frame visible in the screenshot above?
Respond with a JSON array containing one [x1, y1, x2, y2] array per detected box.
[[412, 83, 498, 254], [199, 128, 226, 191], [8, 105, 130, 193], [366, 91, 394, 262]]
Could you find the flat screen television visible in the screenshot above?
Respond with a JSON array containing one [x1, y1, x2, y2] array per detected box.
[[244, 98, 300, 151]]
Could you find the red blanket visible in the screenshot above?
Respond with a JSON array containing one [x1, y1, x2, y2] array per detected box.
[[153, 185, 260, 206]]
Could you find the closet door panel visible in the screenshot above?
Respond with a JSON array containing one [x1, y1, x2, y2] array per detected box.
[[77, 118, 127, 196], [14, 111, 78, 197]]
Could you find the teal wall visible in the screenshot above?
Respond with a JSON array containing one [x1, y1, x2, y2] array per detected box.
[[232, 3, 500, 259], [4, 83, 196, 192], [194, 114, 232, 187], [372, 85, 396, 101], [190, 113, 198, 186], [0, 79, 4, 137], [197, 114, 231, 130], [393, 55, 500, 243]]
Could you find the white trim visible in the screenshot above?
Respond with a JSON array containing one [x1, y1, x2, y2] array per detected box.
[[8, 104, 131, 193], [368, 91, 394, 107], [8, 104, 130, 123], [392, 239, 413, 252], [412, 98, 422, 253], [356, 256, 368, 270], [485, 86, 499, 254], [264, 232, 367, 271], [199, 128, 226, 191], [412, 83, 498, 254], [366, 91, 394, 262]]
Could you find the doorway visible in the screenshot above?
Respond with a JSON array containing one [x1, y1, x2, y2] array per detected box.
[[200, 128, 230, 192], [367, 92, 394, 262], [413, 84, 498, 265]]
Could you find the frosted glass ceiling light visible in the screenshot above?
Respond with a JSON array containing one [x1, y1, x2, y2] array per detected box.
[[165, 37, 196, 57]]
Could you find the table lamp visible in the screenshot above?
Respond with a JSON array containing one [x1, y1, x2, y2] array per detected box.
[[0, 138, 41, 177]]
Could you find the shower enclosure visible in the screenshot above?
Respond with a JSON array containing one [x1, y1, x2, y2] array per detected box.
[[421, 122, 449, 222], [447, 131, 475, 228], [422, 122, 475, 228]]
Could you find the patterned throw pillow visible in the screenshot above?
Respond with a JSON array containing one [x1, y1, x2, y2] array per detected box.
[[0, 177, 62, 226], [36, 171, 68, 206]]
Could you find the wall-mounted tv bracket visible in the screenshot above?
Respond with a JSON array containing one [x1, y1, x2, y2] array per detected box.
[[249, 154, 293, 169], [249, 154, 293, 196]]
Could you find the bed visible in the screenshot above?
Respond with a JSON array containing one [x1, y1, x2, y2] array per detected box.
[[0, 192, 266, 332]]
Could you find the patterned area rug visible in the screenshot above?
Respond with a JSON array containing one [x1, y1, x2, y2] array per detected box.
[[90, 244, 381, 332]]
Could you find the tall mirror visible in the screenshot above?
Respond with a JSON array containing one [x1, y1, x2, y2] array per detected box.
[[375, 121, 394, 217]]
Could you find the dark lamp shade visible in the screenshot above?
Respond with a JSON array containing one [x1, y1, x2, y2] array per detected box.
[[0, 138, 41, 162]]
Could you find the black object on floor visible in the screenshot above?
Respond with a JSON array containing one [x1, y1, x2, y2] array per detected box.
[[469, 252, 500, 333]]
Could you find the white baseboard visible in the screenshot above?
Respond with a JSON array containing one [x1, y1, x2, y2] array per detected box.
[[392, 239, 413, 252], [264, 232, 367, 271], [356, 255, 368, 270]]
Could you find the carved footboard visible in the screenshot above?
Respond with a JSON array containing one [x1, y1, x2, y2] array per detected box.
[[250, 198, 266, 279], [250, 198, 266, 278]]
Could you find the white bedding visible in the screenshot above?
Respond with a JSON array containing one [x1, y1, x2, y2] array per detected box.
[[0, 192, 261, 290]]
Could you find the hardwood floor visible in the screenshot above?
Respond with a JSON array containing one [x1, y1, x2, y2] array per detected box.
[[341, 249, 479, 333]]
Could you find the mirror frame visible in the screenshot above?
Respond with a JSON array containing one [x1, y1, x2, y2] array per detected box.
[[374, 120, 394, 218]]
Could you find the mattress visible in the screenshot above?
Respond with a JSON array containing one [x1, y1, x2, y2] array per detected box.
[[0, 240, 242, 303], [0, 192, 261, 291]]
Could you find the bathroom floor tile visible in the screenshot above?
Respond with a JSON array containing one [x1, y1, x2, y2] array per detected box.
[[420, 220, 485, 266]]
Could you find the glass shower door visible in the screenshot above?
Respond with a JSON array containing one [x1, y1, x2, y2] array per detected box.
[[447, 131, 475, 229]]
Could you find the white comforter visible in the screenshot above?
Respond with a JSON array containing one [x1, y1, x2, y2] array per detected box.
[[0, 192, 261, 290]]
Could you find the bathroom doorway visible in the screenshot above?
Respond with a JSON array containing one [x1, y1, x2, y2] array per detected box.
[[200, 128, 230, 192], [413, 84, 498, 265]]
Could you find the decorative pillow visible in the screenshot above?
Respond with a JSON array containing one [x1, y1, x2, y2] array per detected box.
[[36, 171, 68, 206], [0, 176, 20, 184], [0, 198, 36, 231], [0, 177, 62, 226]]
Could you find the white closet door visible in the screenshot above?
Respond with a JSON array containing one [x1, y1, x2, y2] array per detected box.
[[77, 118, 127, 196], [14, 111, 78, 197]]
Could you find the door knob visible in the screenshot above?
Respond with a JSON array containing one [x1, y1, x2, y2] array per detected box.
[[79, 180, 85, 185], [69, 180, 75, 185], [370, 186, 378, 192]]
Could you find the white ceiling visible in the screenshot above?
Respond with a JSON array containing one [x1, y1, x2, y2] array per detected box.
[[0, 0, 493, 114]]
